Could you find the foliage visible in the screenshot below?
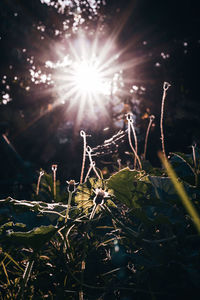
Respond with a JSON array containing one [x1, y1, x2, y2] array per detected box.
[[32, 171, 66, 203], [1, 150, 200, 299]]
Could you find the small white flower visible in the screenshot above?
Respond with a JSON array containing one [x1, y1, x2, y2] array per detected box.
[[90, 188, 111, 220], [93, 188, 110, 207]]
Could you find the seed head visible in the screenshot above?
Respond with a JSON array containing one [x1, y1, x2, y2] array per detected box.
[[66, 179, 79, 193]]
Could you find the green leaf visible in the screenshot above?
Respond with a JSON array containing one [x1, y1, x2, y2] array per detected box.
[[170, 152, 195, 185], [170, 152, 194, 169], [0, 197, 67, 226], [107, 167, 150, 208], [148, 176, 177, 202], [0, 197, 67, 249], [3, 225, 57, 250]]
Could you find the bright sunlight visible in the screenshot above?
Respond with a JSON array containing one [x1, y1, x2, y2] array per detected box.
[[72, 59, 108, 96]]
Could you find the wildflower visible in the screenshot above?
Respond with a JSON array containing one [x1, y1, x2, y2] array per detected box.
[[93, 188, 110, 206], [90, 187, 112, 219], [75, 178, 115, 218]]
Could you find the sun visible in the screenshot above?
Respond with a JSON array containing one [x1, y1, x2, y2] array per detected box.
[[72, 58, 110, 97], [44, 36, 123, 124]]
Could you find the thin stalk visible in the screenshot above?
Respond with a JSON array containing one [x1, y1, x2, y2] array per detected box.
[[22, 259, 34, 287], [130, 121, 138, 168], [160, 82, 171, 160], [1, 261, 10, 285], [65, 180, 78, 223], [117, 158, 122, 170], [80, 130, 87, 184], [192, 143, 197, 170], [192, 143, 198, 187], [65, 191, 72, 223], [36, 170, 44, 195], [89, 204, 97, 220], [127, 122, 142, 170], [17, 258, 34, 299], [143, 115, 155, 160], [52, 164, 57, 201], [84, 163, 93, 182], [126, 113, 141, 169], [86, 146, 101, 179]]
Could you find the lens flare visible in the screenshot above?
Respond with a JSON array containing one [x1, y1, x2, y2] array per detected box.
[[49, 36, 123, 124], [72, 59, 107, 96]]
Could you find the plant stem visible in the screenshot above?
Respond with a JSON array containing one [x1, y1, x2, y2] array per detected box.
[[192, 144, 198, 186], [84, 163, 93, 182], [22, 259, 34, 287], [36, 170, 44, 195], [80, 130, 87, 184], [127, 122, 142, 170], [130, 121, 138, 168], [143, 115, 155, 160], [160, 82, 171, 160], [17, 258, 34, 299], [86, 146, 101, 179], [65, 191, 72, 223], [192, 146, 197, 169], [89, 204, 97, 220], [52, 165, 57, 201]]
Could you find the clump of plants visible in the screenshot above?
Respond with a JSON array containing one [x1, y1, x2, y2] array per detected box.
[[0, 83, 200, 300]]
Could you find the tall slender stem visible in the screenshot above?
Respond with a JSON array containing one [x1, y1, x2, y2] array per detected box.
[[36, 170, 44, 196], [127, 122, 142, 170], [52, 164, 57, 201], [160, 82, 171, 160], [65, 191, 72, 223], [126, 113, 142, 170], [143, 115, 155, 160], [130, 122, 138, 168], [80, 130, 87, 184]]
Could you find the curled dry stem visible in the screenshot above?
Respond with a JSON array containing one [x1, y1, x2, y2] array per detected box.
[[36, 170, 44, 195]]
